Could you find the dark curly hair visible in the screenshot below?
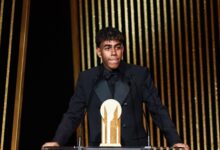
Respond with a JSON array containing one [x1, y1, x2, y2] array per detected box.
[[96, 27, 124, 48]]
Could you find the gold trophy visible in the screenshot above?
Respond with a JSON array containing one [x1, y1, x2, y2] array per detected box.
[[100, 99, 122, 147]]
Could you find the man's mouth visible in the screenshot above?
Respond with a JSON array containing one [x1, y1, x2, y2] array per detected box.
[[109, 59, 119, 63]]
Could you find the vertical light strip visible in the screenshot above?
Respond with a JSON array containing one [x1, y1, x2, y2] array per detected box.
[[0, 0, 16, 149], [218, 0, 220, 35], [163, 0, 172, 117], [210, 0, 220, 148], [71, 0, 80, 84], [71, 0, 87, 146], [137, 0, 143, 66], [196, 0, 207, 149], [130, 0, 136, 64], [150, 0, 161, 146], [190, 0, 200, 149], [149, 0, 157, 86], [156, 0, 166, 146], [110, 0, 115, 27], [183, 0, 194, 148], [98, 0, 102, 29], [0, 0, 4, 145], [176, 0, 186, 142], [104, 0, 109, 26], [97, 0, 103, 64], [85, 0, 91, 69], [0, 0, 5, 45], [84, 113, 88, 146], [11, 0, 30, 149], [170, 0, 180, 136], [91, 0, 97, 66], [203, 1, 214, 149], [141, 2, 147, 134], [143, 1, 150, 68], [142, 103, 147, 135], [124, 0, 130, 63], [117, 0, 122, 31], [79, 0, 85, 71], [156, 0, 164, 104], [0, 0, 5, 145], [143, 1, 152, 144]]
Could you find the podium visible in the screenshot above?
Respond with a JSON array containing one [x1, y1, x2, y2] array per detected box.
[[42, 147, 185, 150]]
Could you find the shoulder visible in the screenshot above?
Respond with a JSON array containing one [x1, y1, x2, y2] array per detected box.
[[126, 63, 150, 75], [123, 63, 153, 84], [81, 66, 99, 75], [78, 65, 101, 81]]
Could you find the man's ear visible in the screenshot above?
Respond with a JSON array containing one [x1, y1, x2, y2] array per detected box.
[[96, 48, 102, 58], [122, 46, 124, 54]]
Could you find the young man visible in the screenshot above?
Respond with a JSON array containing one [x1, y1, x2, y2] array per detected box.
[[42, 27, 189, 149]]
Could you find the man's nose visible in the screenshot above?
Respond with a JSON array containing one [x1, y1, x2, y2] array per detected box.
[[111, 48, 117, 55]]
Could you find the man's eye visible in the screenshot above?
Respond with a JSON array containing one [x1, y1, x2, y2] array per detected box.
[[115, 45, 122, 49], [104, 47, 111, 51]]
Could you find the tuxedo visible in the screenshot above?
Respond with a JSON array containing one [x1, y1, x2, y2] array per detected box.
[[53, 61, 182, 147]]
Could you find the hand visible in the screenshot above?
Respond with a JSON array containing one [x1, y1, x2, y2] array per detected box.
[[172, 143, 190, 150], [42, 142, 60, 149]]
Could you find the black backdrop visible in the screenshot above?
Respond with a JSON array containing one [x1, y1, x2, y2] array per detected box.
[[19, 1, 75, 149]]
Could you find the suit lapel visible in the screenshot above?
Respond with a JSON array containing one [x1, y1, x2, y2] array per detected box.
[[94, 79, 130, 104], [94, 80, 112, 102], [114, 80, 130, 104], [94, 61, 131, 104]]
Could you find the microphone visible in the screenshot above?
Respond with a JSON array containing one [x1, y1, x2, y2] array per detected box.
[[143, 108, 151, 149], [77, 134, 82, 147], [144, 126, 151, 149], [76, 122, 83, 150]]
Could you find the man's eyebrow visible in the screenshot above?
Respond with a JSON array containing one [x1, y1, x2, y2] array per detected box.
[[103, 44, 112, 47], [103, 43, 122, 47]]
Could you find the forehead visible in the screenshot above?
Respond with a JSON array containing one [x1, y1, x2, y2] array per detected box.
[[100, 40, 122, 46]]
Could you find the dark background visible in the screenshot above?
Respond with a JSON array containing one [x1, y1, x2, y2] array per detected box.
[[19, 1, 75, 149]]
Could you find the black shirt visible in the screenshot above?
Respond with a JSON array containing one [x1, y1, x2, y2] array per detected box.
[[103, 68, 120, 98]]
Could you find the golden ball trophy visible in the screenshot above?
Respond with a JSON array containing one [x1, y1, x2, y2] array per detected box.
[[99, 99, 122, 147]]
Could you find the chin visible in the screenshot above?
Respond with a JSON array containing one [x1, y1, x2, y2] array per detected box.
[[109, 65, 119, 70]]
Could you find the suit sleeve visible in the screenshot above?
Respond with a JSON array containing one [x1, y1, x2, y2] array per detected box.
[[52, 73, 87, 145], [141, 69, 182, 146]]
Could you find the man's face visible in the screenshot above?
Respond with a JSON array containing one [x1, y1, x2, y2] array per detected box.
[[96, 40, 124, 71]]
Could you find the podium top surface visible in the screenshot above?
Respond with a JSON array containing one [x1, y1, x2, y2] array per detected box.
[[42, 146, 185, 150]]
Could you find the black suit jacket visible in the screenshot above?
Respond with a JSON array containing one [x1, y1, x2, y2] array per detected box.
[[53, 61, 182, 147]]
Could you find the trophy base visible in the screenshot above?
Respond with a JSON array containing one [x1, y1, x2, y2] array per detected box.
[[99, 143, 121, 147]]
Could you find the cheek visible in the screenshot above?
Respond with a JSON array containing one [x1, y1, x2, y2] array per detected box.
[[101, 54, 108, 61], [117, 51, 124, 57], [101, 52, 110, 58]]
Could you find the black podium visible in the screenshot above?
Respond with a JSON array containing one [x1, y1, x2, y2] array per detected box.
[[42, 146, 185, 150]]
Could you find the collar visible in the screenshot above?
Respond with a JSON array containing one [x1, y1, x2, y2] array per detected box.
[[103, 68, 120, 80], [102, 61, 126, 80]]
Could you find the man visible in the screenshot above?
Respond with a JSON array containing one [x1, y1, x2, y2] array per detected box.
[[42, 27, 189, 149]]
